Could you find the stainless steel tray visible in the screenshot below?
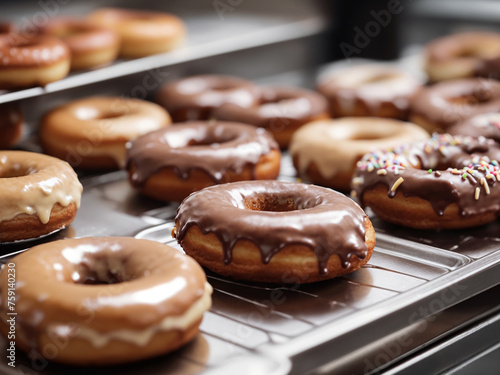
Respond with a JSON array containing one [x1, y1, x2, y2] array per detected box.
[[0, 153, 499, 375]]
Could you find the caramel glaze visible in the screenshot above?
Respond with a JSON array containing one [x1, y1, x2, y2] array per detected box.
[[212, 86, 329, 132], [174, 180, 370, 275], [352, 134, 500, 217], [0, 237, 208, 353], [127, 121, 279, 186], [0, 34, 69, 68], [448, 113, 500, 143], [410, 78, 500, 129], [155, 75, 261, 122]]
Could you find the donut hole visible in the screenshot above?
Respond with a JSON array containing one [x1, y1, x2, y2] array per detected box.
[[243, 193, 315, 212], [75, 107, 126, 120], [75, 268, 125, 285], [448, 94, 491, 105], [362, 74, 395, 84], [70, 259, 133, 285], [186, 135, 235, 147], [0, 165, 37, 178]]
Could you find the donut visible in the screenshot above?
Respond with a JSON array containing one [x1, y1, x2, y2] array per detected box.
[[410, 78, 500, 133], [155, 75, 261, 122], [424, 32, 500, 82], [0, 34, 70, 89], [0, 151, 82, 242], [40, 97, 171, 170], [351, 133, 500, 229], [317, 64, 422, 119], [39, 18, 120, 71], [87, 8, 185, 58], [126, 121, 281, 202], [0, 103, 23, 149], [213, 86, 329, 148], [448, 113, 500, 143], [289, 118, 429, 191], [173, 180, 375, 284], [0, 237, 212, 365]]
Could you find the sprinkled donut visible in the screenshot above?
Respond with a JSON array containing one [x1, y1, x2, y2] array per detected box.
[[0, 34, 70, 89], [174, 180, 375, 284], [448, 113, 500, 143], [0, 237, 212, 365], [352, 133, 500, 229]]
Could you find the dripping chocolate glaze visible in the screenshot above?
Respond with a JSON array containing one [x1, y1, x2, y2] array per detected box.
[[212, 86, 329, 129], [155, 75, 261, 122], [353, 136, 500, 217], [410, 78, 500, 128], [174, 180, 369, 275], [126, 121, 278, 186]]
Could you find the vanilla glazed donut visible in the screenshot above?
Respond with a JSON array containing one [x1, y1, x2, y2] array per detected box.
[[0, 237, 212, 365], [213, 86, 330, 148], [289, 118, 429, 191], [126, 121, 281, 202], [0, 151, 82, 242], [40, 18, 120, 71], [317, 64, 422, 119], [448, 113, 500, 143], [0, 34, 70, 89], [424, 32, 500, 82], [174, 180, 375, 284], [40, 97, 171, 170], [351, 133, 500, 229], [87, 8, 185, 58], [410, 78, 500, 133], [0, 103, 23, 149], [155, 75, 261, 122]]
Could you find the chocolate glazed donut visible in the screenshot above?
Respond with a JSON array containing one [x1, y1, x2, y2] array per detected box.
[[352, 133, 500, 229], [448, 113, 500, 143], [410, 78, 500, 133], [155, 75, 261, 122], [174, 180, 375, 284], [126, 121, 281, 202], [213, 86, 330, 148]]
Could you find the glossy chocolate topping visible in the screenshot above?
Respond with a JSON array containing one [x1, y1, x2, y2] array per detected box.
[[410, 78, 500, 128], [0, 34, 69, 68], [127, 121, 279, 185], [156, 75, 261, 122], [213, 86, 329, 130], [0, 237, 208, 350], [175, 180, 370, 274], [317, 64, 422, 116], [352, 133, 500, 217], [448, 113, 500, 143]]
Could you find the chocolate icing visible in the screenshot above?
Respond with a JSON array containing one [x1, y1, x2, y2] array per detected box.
[[0, 34, 69, 68], [353, 134, 500, 217], [174, 180, 370, 274], [317, 65, 421, 118], [126, 121, 279, 185], [410, 78, 500, 128], [448, 113, 500, 143], [213, 86, 329, 131], [155, 75, 261, 122]]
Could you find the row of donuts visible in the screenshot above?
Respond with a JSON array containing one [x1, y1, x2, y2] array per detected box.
[[1, 30, 500, 367], [0, 7, 185, 88]]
